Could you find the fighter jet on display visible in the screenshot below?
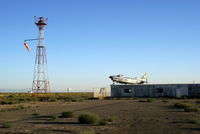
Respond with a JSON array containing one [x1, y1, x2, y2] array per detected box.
[[109, 73, 148, 84]]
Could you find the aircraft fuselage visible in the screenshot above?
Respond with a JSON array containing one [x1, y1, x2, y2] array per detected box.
[[109, 73, 148, 84]]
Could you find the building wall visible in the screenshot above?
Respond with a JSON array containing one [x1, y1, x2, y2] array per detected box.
[[93, 87, 110, 98], [111, 84, 200, 98]]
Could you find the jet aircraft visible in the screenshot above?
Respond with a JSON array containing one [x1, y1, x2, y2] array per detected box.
[[109, 73, 148, 84]]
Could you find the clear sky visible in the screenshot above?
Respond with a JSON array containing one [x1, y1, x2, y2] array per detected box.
[[0, 0, 200, 92]]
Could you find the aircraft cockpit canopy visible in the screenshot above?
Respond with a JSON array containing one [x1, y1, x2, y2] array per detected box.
[[117, 74, 123, 77]]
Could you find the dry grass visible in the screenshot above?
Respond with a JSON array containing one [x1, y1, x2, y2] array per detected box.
[[0, 93, 93, 105], [174, 102, 199, 112]]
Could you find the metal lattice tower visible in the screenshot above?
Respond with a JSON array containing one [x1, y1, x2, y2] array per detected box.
[[32, 16, 50, 93]]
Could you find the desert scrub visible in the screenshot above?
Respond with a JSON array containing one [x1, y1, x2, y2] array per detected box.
[[32, 113, 40, 116], [184, 106, 199, 112], [18, 105, 25, 110], [139, 98, 154, 103], [179, 96, 188, 99], [61, 111, 75, 118], [196, 100, 200, 104], [0, 105, 26, 112], [0, 93, 93, 104], [147, 98, 154, 102], [98, 116, 118, 125], [50, 115, 58, 120], [99, 119, 109, 125], [72, 98, 84, 102], [190, 118, 200, 124], [0, 93, 38, 105], [174, 103, 191, 109], [162, 100, 168, 103], [0, 99, 17, 105], [79, 130, 95, 134], [107, 116, 118, 122], [174, 102, 199, 112], [2, 123, 12, 128], [78, 113, 100, 124]]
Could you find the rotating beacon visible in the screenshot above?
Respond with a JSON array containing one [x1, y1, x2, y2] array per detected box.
[[24, 16, 50, 93]]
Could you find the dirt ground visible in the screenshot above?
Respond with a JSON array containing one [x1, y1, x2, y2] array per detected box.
[[0, 99, 200, 134]]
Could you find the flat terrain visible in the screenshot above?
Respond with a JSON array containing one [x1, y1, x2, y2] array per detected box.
[[0, 97, 200, 134]]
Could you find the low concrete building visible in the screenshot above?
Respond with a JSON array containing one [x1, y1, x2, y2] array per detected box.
[[111, 84, 200, 98]]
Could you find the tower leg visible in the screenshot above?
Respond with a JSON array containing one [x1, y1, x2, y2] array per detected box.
[[32, 46, 50, 93]]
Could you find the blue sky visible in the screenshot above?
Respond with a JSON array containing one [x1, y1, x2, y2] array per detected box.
[[0, 0, 200, 92]]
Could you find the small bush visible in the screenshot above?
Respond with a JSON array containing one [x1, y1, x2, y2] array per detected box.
[[9, 100, 17, 104], [196, 100, 200, 104], [72, 99, 79, 102], [79, 130, 95, 134], [147, 98, 154, 102], [78, 114, 100, 124], [184, 106, 199, 112], [181, 96, 188, 99], [139, 99, 154, 103], [2, 123, 12, 128], [0, 109, 5, 112], [51, 115, 58, 120], [72, 99, 84, 102], [32, 113, 40, 116], [61, 111, 75, 118], [162, 100, 168, 103], [50, 98, 57, 102], [139, 100, 146, 102], [107, 116, 118, 122], [0, 105, 26, 112], [0, 99, 16, 105], [18, 105, 25, 110], [38, 97, 51, 102], [174, 103, 191, 109], [190, 119, 200, 124], [174, 102, 199, 112], [99, 119, 108, 125]]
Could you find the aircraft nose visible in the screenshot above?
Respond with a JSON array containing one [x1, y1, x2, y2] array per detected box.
[[109, 76, 114, 80]]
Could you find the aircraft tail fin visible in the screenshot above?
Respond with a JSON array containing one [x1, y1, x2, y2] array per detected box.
[[141, 73, 148, 80]]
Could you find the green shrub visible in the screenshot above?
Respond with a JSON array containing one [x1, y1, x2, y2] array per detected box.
[[1, 101, 8, 105], [107, 116, 118, 122], [139, 100, 146, 102], [2, 123, 12, 128], [190, 119, 200, 124], [139, 99, 154, 103], [0, 99, 16, 105], [72, 99, 79, 102], [181, 96, 188, 99], [174, 102, 199, 112], [38, 97, 51, 102], [78, 114, 100, 124], [147, 98, 154, 102], [196, 100, 200, 104], [61, 111, 75, 118], [58, 96, 73, 101], [184, 106, 199, 112], [0, 105, 26, 112], [51, 115, 58, 119], [32, 113, 40, 116], [174, 103, 191, 109], [79, 130, 95, 134], [18, 105, 25, 110], [99, 119, 108, 125], [9, 100, 17, 104], [49, 98, 57, 102], [72, 99, 84, 102]]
